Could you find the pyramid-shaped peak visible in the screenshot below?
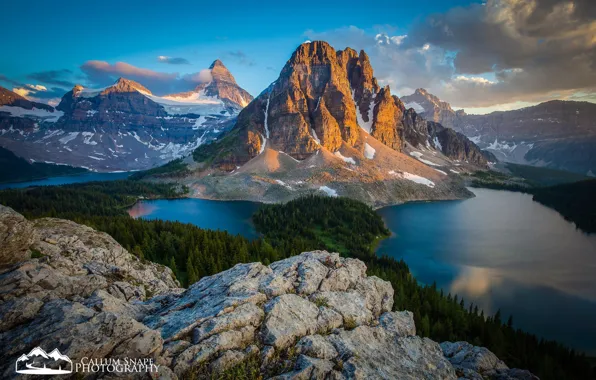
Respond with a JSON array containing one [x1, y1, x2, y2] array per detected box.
[[209, 60, 236, 84], [209, 59, 226, 70]]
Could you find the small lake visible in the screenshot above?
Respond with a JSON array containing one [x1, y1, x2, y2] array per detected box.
[[128, 199, 261, 239], [0, 171, 131, 189], [377, 188, 596, 355]]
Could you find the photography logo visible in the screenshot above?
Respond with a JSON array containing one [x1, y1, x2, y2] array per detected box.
[[15, 347, 72, 375]]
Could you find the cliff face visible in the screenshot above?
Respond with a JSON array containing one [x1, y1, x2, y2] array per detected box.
[[402, 88, 459, 129], [198, 42, 488, 171], [199, 41, 409, 169], [0, 205, 537, 379]]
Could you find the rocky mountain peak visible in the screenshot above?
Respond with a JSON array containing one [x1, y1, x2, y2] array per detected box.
[[102, 77, 152, 95], [0, 86, 53, 111], [185, 60, 253, 109], [208, 59, 237, 85], [402, 88, 457, 128], [0, 86, 26, 105], [195, 41, 491, 171]]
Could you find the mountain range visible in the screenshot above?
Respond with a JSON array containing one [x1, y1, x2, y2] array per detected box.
[[184, 41, 491, 206], [402, 89, 596, 176], [0, 60, 252, 171]]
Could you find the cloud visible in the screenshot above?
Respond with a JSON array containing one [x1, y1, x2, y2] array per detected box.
[[305, 0, 596, 110], [12, 83, 65, 104], [80, 61, 211, 95], [27, 69, 74, 88], [13, 84, 48, 97], [223, 50, 255, 66], [157, 56, 190, 65], [26, 84, 47, 91]]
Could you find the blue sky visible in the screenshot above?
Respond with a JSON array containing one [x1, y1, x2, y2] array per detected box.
[[2, 0, 593, 113]]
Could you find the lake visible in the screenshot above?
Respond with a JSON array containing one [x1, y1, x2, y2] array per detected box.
[[128, 198, 261, 239], [0, 171, 131, 189], [377, 188, 596, 355]]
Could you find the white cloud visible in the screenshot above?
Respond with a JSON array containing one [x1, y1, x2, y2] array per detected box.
[[26, 84, 47, 91]]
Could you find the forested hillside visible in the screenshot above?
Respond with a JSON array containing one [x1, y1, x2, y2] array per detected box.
[[532, 179, 596, 233], [0, 146, 87, 183]]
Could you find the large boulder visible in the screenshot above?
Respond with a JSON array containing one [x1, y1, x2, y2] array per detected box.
[[441, 341, 540, 380], [0, 205, 37, 269]]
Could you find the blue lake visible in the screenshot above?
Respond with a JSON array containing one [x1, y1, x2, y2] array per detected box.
[[0, 171, 131, 189], [377, 188, 596, 355], [128, 198, 261, 239]]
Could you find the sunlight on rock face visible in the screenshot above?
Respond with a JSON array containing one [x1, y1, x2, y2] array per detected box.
[[450, 266, 502, 298]]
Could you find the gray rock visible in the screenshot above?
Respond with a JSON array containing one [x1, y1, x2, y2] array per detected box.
[[262, 294, 320, 349], [441, 341, 508, 375], [0, 205, 37, 270], [379, 310, 416, 337], [330, 326, 457, 379], [296, 335, 338, 359], [319, 258, 366, 292], [209, 349, 247, 373], [441, 341, 539, 380], [0, 296, 43, 332], [192, 302, 264, 344], [173, 325, 256, 375], [315, 291, 374, 326], [273, 354, 336, 379]]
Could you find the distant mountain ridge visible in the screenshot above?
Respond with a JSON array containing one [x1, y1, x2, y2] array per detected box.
[[0, 60, 252, 171], [402, 89, 596, 175]]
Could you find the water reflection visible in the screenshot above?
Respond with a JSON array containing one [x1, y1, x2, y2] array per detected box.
[[450, 266, 502, 298], [377, 188, 596, 354], [128, 202, 157, 219]]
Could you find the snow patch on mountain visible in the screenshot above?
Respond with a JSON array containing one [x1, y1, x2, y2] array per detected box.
[[389, 170, 435, 188], [0, 106, 63, 122], [404, 101, 425, 113], [334, 151, 356, 164], [364, 143, 376, 159], [319, 186, 338, 197]]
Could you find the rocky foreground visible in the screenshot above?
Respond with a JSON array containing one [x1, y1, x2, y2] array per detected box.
[[0, 205, 537, 379]]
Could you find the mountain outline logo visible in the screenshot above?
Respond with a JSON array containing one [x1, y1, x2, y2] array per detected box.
[[15, 347, 72, 375]]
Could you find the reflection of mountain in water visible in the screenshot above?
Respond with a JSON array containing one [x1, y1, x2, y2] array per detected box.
[[15, 347, 72, 374], [127, 201, 158, 219]]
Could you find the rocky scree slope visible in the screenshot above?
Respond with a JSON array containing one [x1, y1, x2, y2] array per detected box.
[[403, 88, 596, 175], [0, 60, 251, 171], [0, 205, 537, 379]]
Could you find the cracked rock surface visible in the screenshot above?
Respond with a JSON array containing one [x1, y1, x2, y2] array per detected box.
[[0, 206, 537, 379]]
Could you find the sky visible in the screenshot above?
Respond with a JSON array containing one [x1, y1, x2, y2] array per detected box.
[[1, 0, 594, 114]]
